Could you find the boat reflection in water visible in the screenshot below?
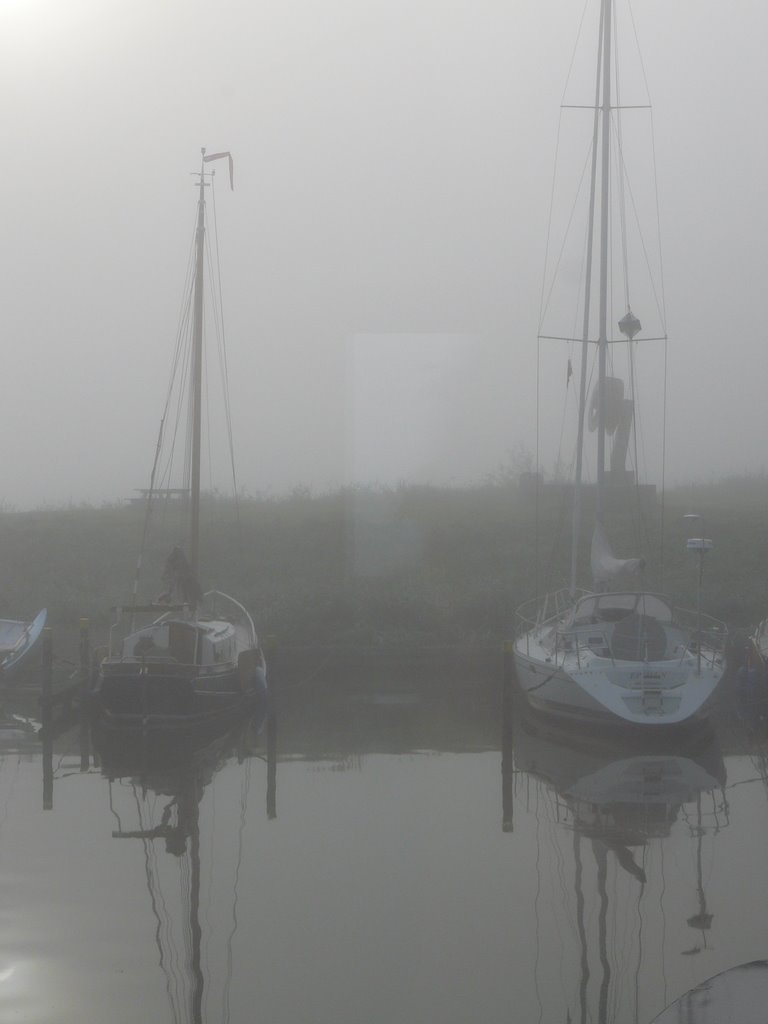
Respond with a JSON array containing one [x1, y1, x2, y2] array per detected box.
[[92, 704, 274, 1024], [504, 695, 728, 1024]]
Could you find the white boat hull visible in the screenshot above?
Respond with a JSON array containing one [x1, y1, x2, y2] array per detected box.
[[514, 641, 724, 727]]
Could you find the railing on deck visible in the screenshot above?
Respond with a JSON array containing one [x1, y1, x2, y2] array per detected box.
[[515, 591, 727, 670], [515, 589, 588, 660]]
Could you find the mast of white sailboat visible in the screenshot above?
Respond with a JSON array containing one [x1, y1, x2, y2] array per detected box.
[[189, 148, 207, 578], [596, 0, 613, 527], [570, 1, 606, 595]]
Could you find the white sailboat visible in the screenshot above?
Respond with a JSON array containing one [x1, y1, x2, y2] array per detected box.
[[513, 0, 726, 726], [93, 150, 267, 728]]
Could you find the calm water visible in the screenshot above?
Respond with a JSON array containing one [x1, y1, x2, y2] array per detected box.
[[1, 651, 767, 1023]]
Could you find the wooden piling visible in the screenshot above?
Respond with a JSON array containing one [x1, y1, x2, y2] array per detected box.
[[502, 640, 514, 833], [266, 706, 277, 820], [264, 634, 277, 689], [264, 635, 277, 819], [41, 628, 53, 809], [78, 618, 92, 769], [40, 627, 53, 721], [502, 639, 515, 701], [78, 618, 90, 697]]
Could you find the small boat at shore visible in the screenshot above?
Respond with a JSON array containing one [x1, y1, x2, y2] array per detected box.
[[92, 150, 266, 728], [0, 608, 47, 679]]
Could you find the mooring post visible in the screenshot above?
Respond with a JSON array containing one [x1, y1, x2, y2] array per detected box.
[[264, 635, 277, 820], [41, 627, 53, 721], [266, 703, 277, 820], [264, 634, 277, 690], [43, 728, 53, 811], [79, 618, 90, 698], [502, 639, 515, 703], [502, 640, 514, 833], [78, 618, 92, 771], [41, 627, 53, 809]]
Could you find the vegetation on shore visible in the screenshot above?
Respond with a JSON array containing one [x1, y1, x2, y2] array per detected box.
[[0, 475, 766, 647]]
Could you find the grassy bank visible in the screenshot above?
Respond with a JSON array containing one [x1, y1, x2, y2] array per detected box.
[[0, 477, 766, 646]]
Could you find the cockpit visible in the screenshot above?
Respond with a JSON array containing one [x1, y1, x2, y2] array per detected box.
[[570, 592, 673, 626]]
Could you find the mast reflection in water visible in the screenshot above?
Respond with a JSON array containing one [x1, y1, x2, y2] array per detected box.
[[503, 692, 728, 1024], [26, 655, 768, 1024], [93, 707, 274, 1024]]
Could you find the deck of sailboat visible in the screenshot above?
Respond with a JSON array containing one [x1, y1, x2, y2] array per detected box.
[[514, 587, 727, 725], [511, 0, 727, 726]]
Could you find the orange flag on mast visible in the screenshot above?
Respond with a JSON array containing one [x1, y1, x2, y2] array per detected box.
[[203, 151, 234, 190]]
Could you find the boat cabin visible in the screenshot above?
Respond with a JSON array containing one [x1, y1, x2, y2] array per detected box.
[[569, 592, 673, 626], [563, 592, 679, 662], [120, 619, 237, 667]]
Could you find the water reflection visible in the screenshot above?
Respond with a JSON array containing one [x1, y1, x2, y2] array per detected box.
[[505, 694, 729, 1024], [92, 708, 272, 1024], [20, 655, 768, 1024], [651, 959, 768, 1023]]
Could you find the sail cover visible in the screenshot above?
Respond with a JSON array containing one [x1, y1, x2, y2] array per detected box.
[[591, 523, 644, 583]]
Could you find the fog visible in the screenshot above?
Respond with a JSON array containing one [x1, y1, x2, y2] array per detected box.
[[0, 0, 764, 509]]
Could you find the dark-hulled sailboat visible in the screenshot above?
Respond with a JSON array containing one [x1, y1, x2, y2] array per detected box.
[[93, 150, 266, 728]]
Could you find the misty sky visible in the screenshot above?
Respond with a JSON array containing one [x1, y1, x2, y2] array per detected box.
[[0, 0, 765, 508]]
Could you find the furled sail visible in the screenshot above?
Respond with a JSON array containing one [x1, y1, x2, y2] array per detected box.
[[591, 523, 644, 583]]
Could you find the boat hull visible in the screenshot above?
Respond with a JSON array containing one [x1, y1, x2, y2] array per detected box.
[[93, 658, 267, 729], [94, 594, 266, 728], [514, 642, 723, 728]]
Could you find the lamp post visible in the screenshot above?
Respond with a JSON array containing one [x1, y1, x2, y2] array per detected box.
[[684, 514, 713, 676]]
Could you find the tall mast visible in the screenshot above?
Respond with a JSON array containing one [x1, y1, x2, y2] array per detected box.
[[569, 1, 606, 595], [190, 148, 207, 577], [596, 0, 613, 527]]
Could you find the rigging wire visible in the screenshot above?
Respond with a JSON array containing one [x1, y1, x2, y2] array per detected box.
[[626, 0, 671, 585], [133, 221, 196, 596], [658, 842, 668, 1009], [130, 415, 165, 627], [612, 10, 631, 313], [554, 188, 594, 491], [573, 830, 589, 1024], [609, 1, 669, 582], [535, 338, 540, 605], [633, 849, 647, 1024], [180, 843, 194, 1007], [538, 0, 592, 325], [595, 839, 611, 1024], [210, 175, 242, 532], [539, 140, 598, 333], [203, 340, 214, 502], [536, 0, 595, 552], [222, 749, 253, 1024], [608, 140, 667, 330], [132, 785, 184, 1024], [163, 263, 196, 488], [533, 808, 544, 1024]]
